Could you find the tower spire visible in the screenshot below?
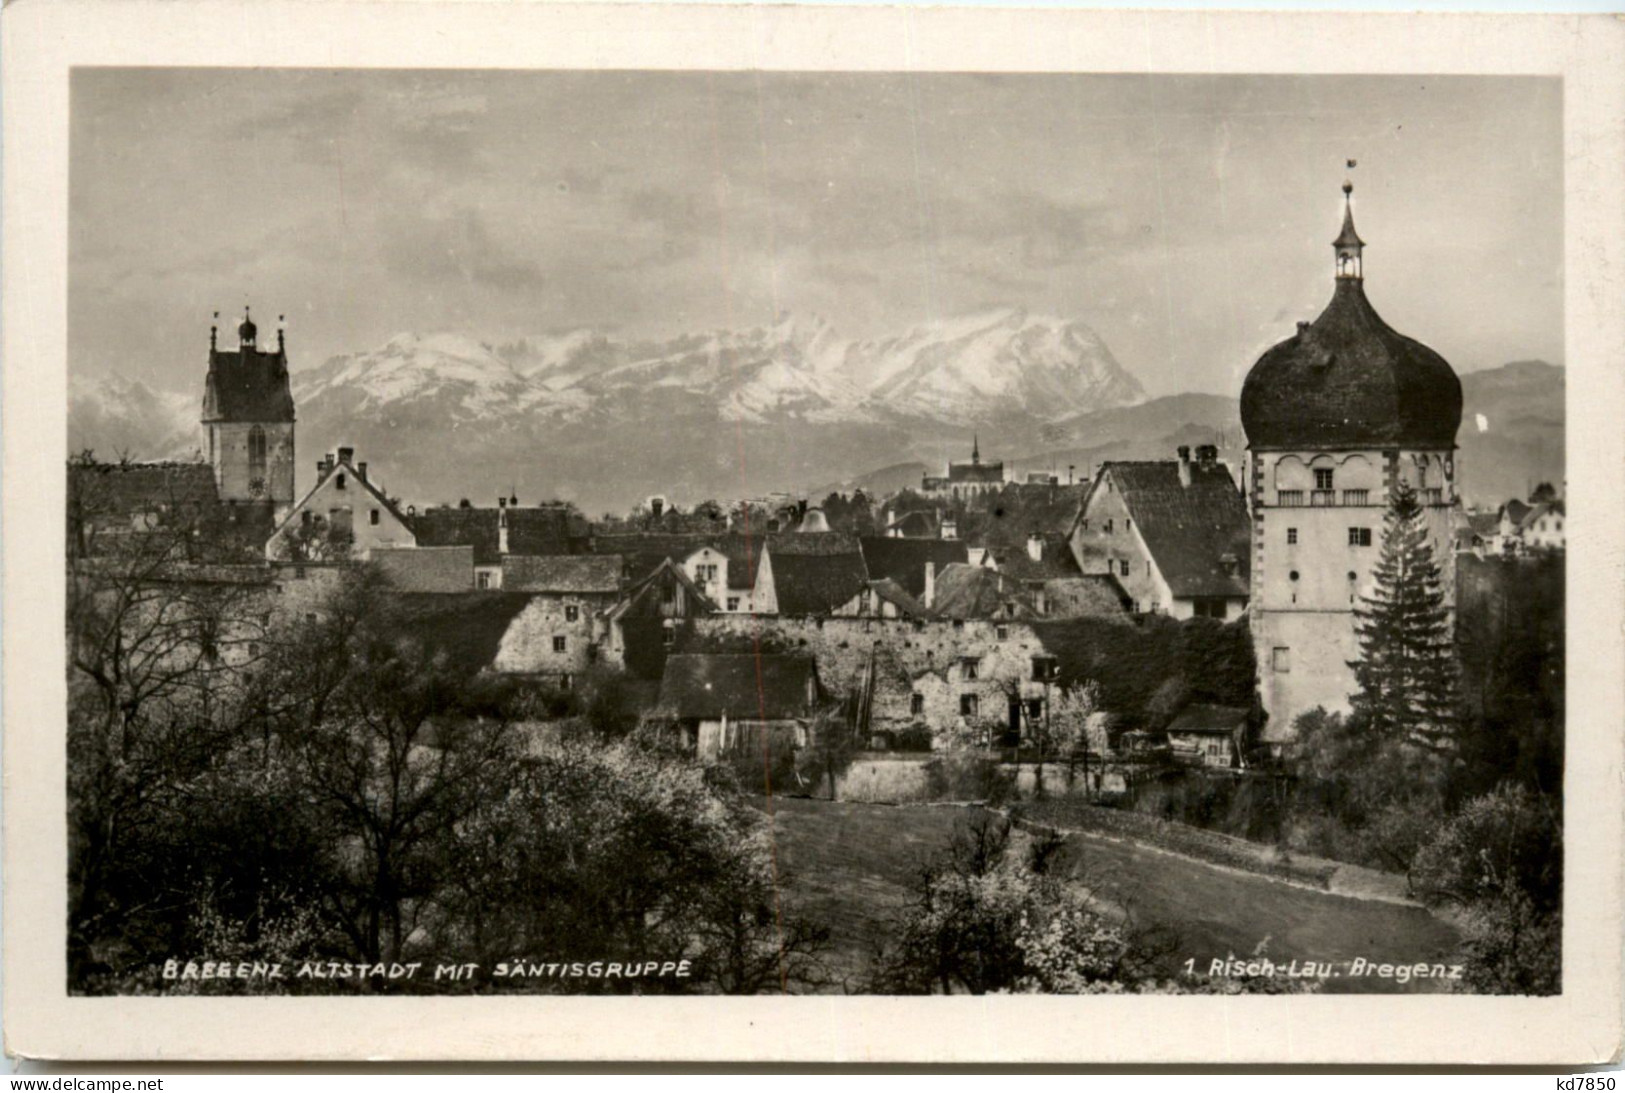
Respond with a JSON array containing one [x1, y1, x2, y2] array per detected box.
[[1333, 174, 1364, 281], [972, 432, 980, 464]]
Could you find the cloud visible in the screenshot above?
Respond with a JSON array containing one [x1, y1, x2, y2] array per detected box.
[[380, 207, 548, 291]]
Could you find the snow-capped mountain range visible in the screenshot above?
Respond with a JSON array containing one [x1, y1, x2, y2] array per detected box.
[[287, 308, 1147, 428]]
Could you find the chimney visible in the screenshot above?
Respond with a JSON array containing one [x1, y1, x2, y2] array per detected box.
[[1196, 444, 1218, 469], [1027, 532, 1044, 563], [941, 515, 958, 541], [1068, 464, 1076, 485], [1297, 320, 1311, 336], [498, 496, 507, 509], [924, 561, 936, 609], [498, 499, 510, 555], [357, 462, 368, 483], [337, 446, 354, 466], [1177, 445, 1192, 489]]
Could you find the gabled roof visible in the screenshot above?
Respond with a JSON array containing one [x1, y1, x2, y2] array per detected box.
[[1518, 500, 1564, 530], [656, 653, 820, 721], [606, 557, 717, 622], [859, 536, 969, 599], [1500, 498, 1533, 526], [930, 563, 1037, 621], [272, 457, 413, 542], [202, 346, 296, 423], [767, 533, 869, 615], [1042, 574, 1133, 617], [411, 505, 584, 565], [501, 554, 623, 595], [1165, 704, 1250, 736], [390, 592, 535, 674], [1088, 461, 1250, 599]]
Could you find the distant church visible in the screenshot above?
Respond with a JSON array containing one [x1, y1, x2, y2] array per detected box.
[[202, 307, 297, 523], [921, 435, 1006, 499], [1241, 182, 1463, 746]]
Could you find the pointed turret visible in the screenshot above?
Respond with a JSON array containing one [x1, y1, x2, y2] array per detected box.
[[1334, 181, 1364, 280]]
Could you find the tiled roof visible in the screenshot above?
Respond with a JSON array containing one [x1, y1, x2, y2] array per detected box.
[[858, 536, 968, 599], [656, 653, 819, 721], [69, 460, 219, 515], [1241, 279, 1461, 450], [202, 347, 296, 423], [1165, 703, 1250, 736], [884, 511, 940, 539], [1042, 575, 1133, 617], [411, 506, 585, 565], [930, 563, 1037, 621], [867, 578, 935, 619], [590, 532, 765, 590], [370, 545, 474, 592], [391, 592, 535, 674], [767, 534, 869, 615], [607, 557, 717, 621], [984, 535, 1080, 582], [501, 554, 623, 595], [1098, 461, 1251, 599]]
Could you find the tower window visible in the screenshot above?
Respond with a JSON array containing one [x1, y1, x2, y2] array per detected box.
[[369, 508, 380, 526], [248, 425, 267, 480], [1314, 468, 1334, 490], [1287, 527, 1298, 544], [1348, 527, 1372, 547]]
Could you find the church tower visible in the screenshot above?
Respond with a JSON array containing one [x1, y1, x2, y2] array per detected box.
[[202, 307, 297, 519], [1240, 181, 1463, 745]]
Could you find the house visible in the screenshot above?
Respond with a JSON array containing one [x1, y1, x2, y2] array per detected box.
[[882, 509, 943, 539], [858, 535, 969, 609], [603, 558, 717, 680], [488, 556, 626, 689], [760, 531, 870, 616], [1067, 446, 1250, 619], [678, 535, 770, 613], [265, 447, 416, 562], [1453, 511, 1503, 557], [982, 532, 1131, 618], [1164, 704, 1250, 768], [411, 498, 588, 588], [653, 653, 823, 760]]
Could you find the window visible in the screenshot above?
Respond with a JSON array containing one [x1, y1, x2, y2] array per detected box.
[[336, 473, 346, 490], [248, 425, 267, 479], [1118, 559, 1130, 577], [553, 636, 567, 653], [1287, 527, 1298, 545], [996, 624, 1009, 640], [476, 572, 492, 590], [961, 658, 980, 681], [952, 620, 964, 632], [1026, 699, 1044, 722], [662, 622, 676, 646], [1125, 518, 1132, 531], [1105, 519, 1114, 533], [960, 694, 980, 718], [1314, 468, 1334, 490], [1272, 646, 1291, 672], [697, 564, 717, 582], [662, 582, 676, 605], [1194, 599, 1227, 619], [1349, 527, 1372, 547], [726, 597, 740, 611], [559, 673, 573, 691], [565, 605, 580, 622], [1032, 656, 1060, 682], [910, 693, 925, 716], [369, 508, 380, 526]]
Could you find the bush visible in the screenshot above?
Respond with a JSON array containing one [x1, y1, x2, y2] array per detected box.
[[923, 753, 1013, 804]]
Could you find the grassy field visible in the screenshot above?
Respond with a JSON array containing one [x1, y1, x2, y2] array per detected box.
[[759, 796, 1461, 994]]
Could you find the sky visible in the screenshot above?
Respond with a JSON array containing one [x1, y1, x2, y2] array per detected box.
[[70, 69, 1563, 399]]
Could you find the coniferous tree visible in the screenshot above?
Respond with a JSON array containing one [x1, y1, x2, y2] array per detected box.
[[1349, 479, 1461, 751]]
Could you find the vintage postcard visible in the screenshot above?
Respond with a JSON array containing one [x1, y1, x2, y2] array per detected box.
[[4, 0, 1622, 1065]]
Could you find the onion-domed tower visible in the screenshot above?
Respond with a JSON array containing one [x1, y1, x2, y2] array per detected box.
[[1240, 182, 1463, 743]]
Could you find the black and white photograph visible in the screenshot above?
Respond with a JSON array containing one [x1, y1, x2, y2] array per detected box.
[[60, 64, 1568, 999], [6, 0, 1623, 1067]]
